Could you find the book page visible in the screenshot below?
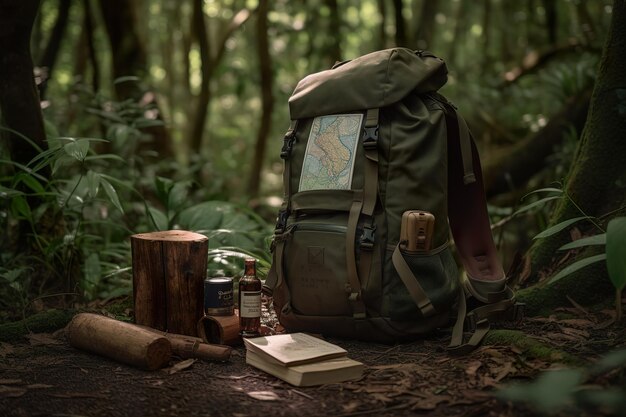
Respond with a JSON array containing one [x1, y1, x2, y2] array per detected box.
[[244, 333, 347, 366]]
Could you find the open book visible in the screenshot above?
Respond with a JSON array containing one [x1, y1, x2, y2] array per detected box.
[[244, 333, 364, 386]]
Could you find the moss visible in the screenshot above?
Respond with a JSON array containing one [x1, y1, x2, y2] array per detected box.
[[0, 309, 76, 342], [0, 298, 136, 342], [517, 259, 614, 316], [101, 297, 134, 322], [484, 329, 582, 366]]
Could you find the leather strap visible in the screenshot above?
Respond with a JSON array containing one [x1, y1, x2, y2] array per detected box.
[[392, 244, 435, 317], [444, 105, 510, 353]]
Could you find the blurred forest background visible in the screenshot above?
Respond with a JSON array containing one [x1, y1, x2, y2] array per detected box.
[[1, 0, 624, 324]]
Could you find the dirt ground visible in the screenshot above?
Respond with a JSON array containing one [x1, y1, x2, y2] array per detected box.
[[0, 305, 624, 417]]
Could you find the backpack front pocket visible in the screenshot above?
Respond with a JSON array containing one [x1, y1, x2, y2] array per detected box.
[[283, 221, 352, 316]]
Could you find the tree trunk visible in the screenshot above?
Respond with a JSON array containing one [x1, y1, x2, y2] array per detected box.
[[187, 7, 251, 155], [247, 0, 274, 198], [542, 0, 558, 45], [323, 0, 342, 66], [376, 0, 388, 50], [98, 0, 173, 158], [0, 0, 48, 169], [189, 0, 212, 154], [37, 0, 71, 100], [525, 0, 626, 296], [413, 0, 438, 50], [392, 0, 407, 47], [482, 88, 592, 198], [72, 0, 100, 94]]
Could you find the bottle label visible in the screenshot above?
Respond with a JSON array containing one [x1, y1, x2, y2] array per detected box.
[[240, 291, 261, 318]]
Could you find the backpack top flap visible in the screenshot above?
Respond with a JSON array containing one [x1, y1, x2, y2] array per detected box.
[[288, 48, 448, 119]]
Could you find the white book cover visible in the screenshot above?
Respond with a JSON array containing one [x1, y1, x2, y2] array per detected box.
[[243, 333, 348, 366]]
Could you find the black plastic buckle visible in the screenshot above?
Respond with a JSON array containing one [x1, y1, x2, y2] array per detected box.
[[362, 127, 379, 150], [280, 134, 296, 159], [359, 225, 376, 250], [275, 210, 288, 233]]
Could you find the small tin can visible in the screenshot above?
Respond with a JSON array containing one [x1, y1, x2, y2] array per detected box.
[[204, 277, 234, 316]]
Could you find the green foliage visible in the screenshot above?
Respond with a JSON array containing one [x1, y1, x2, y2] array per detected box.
[[606, 217, 626, 291], [1, 90, 273, 320], [497, 349, 626, 416]]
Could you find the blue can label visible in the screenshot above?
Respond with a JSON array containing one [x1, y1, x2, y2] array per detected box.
[[204, 277, 234, 316]]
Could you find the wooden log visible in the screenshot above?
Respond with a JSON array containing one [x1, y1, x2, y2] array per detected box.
[[131, 230, 208, 336], [138, 325, 232, 361], [197, 312, 242, 346], [66, 313, 171, 370]]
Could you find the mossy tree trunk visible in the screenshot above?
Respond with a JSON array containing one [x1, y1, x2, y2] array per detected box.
[[522, 0, 626, 312]]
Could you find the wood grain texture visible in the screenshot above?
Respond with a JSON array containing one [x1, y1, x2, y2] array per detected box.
[[66, 313, 171, 370], [132, 230, 208, 336]]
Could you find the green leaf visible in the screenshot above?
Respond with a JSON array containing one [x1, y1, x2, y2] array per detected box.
[[154, 176, 174, 205], [559, 233, 606, 250], [83, 253, 102, 298], [101, 178, 124, 214], [549, 254, 607, 285], [496, 368, 584, 412], [522, 187, 563, 199], [86, 171, 101, 199], [147, 206, 168, 231], [513, 195, 561, 216], [15, 172, 45, 194], [534, 216, 590, 240], [592, 348, 626, 375], [11, 195, 32, 219], [606, 217, 626, 290], [134, 118, 165, 129], [63, 139, 90, 161], [114, 76, 140, 84]]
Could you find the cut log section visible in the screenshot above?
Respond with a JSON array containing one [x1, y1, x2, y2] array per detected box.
[[66, 313, 171, 370], [131, 230, 208, 336]]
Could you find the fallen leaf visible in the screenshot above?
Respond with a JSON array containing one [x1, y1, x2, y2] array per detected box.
[[465, 361, 483, 376], [247, 390, 280, 401], [558, 319, 595, 328], [494, 362, 515, 382], [342, 400, 361, 413], [164, 359, 196, 375], [561, 327, 590, 339]]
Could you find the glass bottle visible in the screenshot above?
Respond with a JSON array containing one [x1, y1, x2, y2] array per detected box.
[[238, 258, 261, 337]]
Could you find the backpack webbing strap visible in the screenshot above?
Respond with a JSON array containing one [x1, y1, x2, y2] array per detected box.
[[362, 108, 379, 216], [264, 121, 299, 296], [281, 120, 299, 211], [346, 192, 367, 318], [391, 244, 435, 316]]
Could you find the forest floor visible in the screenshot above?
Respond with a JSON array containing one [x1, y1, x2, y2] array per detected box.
[[0, 301, 624, 417]]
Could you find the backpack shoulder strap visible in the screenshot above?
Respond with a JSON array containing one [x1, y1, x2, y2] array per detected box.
[[443, 103, 520, 353]]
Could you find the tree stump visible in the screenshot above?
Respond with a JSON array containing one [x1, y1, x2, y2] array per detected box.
[[131, 230, 208, 336]]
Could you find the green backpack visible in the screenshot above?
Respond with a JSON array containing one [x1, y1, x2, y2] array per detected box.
[[264, 48, 520, 352]]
